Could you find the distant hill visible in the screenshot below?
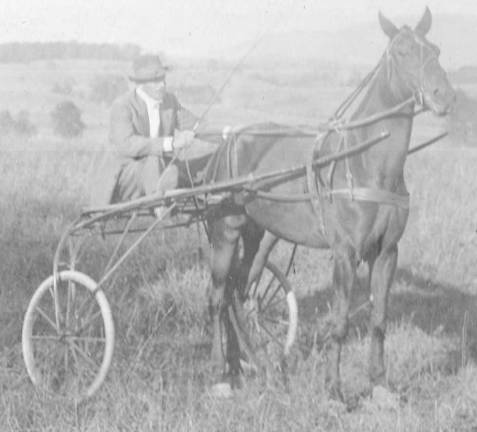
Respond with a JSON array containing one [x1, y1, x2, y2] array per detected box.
[[450, 66, 477, 84], [0, 42, 141, 63], [225, 13, 477, 70]]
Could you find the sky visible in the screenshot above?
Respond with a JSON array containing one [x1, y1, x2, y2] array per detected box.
[[2, 0, 477, 57]]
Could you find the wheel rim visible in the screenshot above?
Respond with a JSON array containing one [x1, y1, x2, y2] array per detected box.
[[22, 271, 114, 401]]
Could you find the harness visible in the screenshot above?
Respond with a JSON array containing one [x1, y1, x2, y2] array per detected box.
[[307, 96, 415, 215], [301, 31, 441, 229], [184, 29, 445, 239]]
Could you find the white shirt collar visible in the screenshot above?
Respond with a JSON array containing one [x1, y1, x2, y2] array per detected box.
[[136, 87, 161, 108]]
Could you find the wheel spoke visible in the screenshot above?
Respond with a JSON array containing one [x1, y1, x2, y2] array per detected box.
[[74, 294, 96, 323], [260, 275, 277, 305], [260, 285, 281, 311], [260, 315, 288, 328], [67, 342, 96, 391], [69, 341, 100, 371], [258, 321, 284, 348], [67, 341, 85, 386], [31, 335, 60, 341], [249, 269, 264, 299], [245, 308, 257, 321], [68, 340, 80, 371], [35, 341, 62, 368], [75, 310, 102, 334], [51, 283, 65, 328], [69, 335, 106, 343], [35, 306, 58, 331], [65, 280, 76, 330], [262, 294, 286, 314]]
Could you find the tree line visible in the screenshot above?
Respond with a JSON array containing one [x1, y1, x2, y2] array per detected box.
[[0, 42, 141, 63]]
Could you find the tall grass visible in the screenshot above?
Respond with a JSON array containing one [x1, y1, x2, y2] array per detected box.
[[0, 133, 476, 431], [0, 58, 477, 431], [402, 145, 477, 289]]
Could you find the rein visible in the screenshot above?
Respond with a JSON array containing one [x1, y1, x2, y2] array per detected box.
[[302, 43, 431, 215], [238, 45, 447, 211], [237, 132, 446, 204], [319, 96, 415, 132], [166, 31, 447, 218]]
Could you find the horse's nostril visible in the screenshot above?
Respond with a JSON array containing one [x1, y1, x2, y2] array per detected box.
[[433, 88, 440, 96]]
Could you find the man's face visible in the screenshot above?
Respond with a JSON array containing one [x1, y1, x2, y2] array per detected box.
[[139, 77, 166, 101]]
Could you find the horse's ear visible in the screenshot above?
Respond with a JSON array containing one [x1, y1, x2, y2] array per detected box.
[[415, 6, 432, 35], [379, 11, 399, 39]]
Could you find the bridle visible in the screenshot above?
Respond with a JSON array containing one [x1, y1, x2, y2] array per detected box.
[[385, 28, 440, 108], [307, 28, 444, 219]]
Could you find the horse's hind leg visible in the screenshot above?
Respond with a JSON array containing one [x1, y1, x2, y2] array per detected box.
[[208, 215, 246, 386], [368, 245, 397, 386], [328, 244, 358, 401], [247, 231, 279, 286], [235, 220, 265, 299]]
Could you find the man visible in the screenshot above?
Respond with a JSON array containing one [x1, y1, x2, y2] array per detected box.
[[91, 54, 205, 208]]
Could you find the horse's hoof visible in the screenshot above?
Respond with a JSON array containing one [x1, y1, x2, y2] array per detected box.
[[372, 385, 399, 410], [209, 382, 233, 399]]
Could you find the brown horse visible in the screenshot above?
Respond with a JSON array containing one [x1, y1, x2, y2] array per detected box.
[[205, 8, 455, 399]]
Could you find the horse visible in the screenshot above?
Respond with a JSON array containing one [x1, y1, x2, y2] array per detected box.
[[204, 7, 456, 400]]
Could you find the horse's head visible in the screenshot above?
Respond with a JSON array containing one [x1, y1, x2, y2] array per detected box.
[[379, 7, 455, 115]]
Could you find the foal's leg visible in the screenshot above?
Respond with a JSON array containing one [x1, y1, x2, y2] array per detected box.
[[368, 245, 398, 385], [208, 215, 245, 382], [328, 244, 358, 401]]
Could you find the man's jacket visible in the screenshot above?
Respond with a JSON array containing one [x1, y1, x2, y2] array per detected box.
[[89, 90, 197, 207]]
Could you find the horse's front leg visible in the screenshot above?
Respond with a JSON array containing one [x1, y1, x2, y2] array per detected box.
[[327, 244, 358, 401], [367, 244, 398, 386], [208, 215, 245, 387]]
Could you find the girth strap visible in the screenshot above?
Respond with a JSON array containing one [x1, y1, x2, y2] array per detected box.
[[330, 187, 410, 209]]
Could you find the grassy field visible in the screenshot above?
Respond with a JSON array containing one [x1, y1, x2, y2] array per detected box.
[[0, 59, 477, 431]]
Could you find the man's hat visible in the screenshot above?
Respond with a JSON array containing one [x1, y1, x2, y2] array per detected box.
[[129, 55, 169, 82]]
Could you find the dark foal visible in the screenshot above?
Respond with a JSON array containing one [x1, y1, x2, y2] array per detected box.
[[206, 8, 455, 399]]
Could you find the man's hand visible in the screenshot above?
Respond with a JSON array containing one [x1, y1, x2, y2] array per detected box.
[[173, 130, 195, 150], [222, 125, 232, 140], [222, 124, 243, 141]]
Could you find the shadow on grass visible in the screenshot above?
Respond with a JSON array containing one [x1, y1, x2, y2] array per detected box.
[[298, 266, 477, 362], [390, 268, 477, 361]]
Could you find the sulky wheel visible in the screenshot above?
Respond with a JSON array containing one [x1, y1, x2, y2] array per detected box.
[[22, 271, 115, 402], [238, 261, 298, 369]]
